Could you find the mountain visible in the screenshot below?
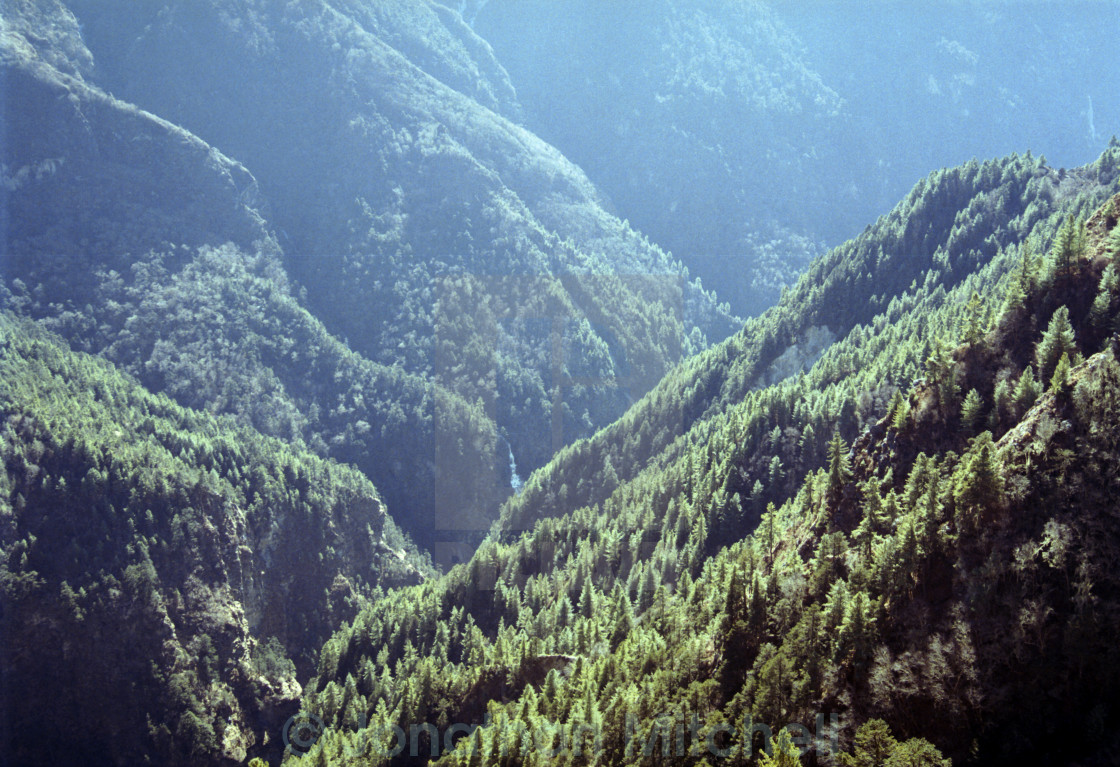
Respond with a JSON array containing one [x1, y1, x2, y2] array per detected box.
[[2, 0, 738, 560], [473, 0, 1120, 316], [0, 314, 429, 766], [474, 0, 843, 316], [6, 1, 1120, 765], [295, 156, 1120, 765], [498, 146, 1120, 539]]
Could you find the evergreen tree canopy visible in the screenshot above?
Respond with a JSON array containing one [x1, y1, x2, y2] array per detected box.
[[1035, 305, 1078, 382]]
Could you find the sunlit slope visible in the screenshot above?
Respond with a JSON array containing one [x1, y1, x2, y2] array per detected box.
[[499, 147, 1120, 538], [3, 0, 741, 554], [1, 1, 516, 553], [298, 180, 1120, 766]]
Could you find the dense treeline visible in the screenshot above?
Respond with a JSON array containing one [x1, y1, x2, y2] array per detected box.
[[6, 245, 505, 553], [0, 315, 430, 765], [499, 145, 1120, 538], [46, 0, 737, 487], [293, 176, 1120, 765]]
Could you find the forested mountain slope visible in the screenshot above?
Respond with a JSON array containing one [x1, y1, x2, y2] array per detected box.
[[6, 2, 1120, 764], [499, 145, 1120, 539], [474, 0, 1120, 316], [475, 0, 842, 315], [57, 0, 737, 470], [295, 177, 1120, 766], [2, 0, 737, 559], [0, 314, 430, 766]]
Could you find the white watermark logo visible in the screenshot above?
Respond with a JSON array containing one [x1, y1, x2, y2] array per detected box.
[[282, 710, 840, 760]]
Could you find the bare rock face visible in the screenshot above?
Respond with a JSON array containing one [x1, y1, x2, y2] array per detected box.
[[753, 324, 837, 389]]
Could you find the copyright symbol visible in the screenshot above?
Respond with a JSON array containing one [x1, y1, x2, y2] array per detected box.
[[282, 712, 325, 757]]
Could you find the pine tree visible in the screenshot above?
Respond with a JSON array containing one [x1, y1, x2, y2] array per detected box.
[[1047, 214, 1085, 282], [637, 564, 658, 614], [887, 739, 952, 766], [762, 502, 777, 567], [890, 391, 911, 431], [1090, 287, 1113, 332], [800, 423, 817, 459], [750, 479, 765, 511], [992, 377, 1013, 422], [1014, 365, 1042, 413], [608, 584, 633, 649], [758, 729, 803, 767], [926, 340, 959, 414], [961, 291, 985, 346], [840, 591, 875, 667], [1107, 224, 1120, 265], [827, 430, 852, 504], [840, 719, 896, 767], [1050, 351, 1072, 393], [579, 577, 596, 620], [952, 432, 1003, 525], [885, 389, 903, 425], [768, 455, 784, 490], [1013, 238, 1039, 304], [1035, 306, 1078, 382], [960, 389, 983, 432], [1090, 264, 1118, 331]]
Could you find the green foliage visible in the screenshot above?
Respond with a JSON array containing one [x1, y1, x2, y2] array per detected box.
[[1001, 238, 1038, 315], [3, 0, 741, 558], [759, 729, 804, 767], [959, 389, 983, 432], [1107, 224, 1120, 263], [961, 292, 985, 347], [1013, 366, 1043, 413], [9, 4, 1120, 765], [827, 429, 853, 504], [841, 719, 898, 767], [1035, 306, 1078, 383], [952, 432, 1003, 528], [1050, 352, 1072, 392], [0, 315, 428, 765], [500, 147, 1120, 536], [299, 170, 1120, 767], [841, 719, 951, 767], [1090, 264, 1118, 331], [886, 739, 952, 767], [1045, 214, 1086, 283]]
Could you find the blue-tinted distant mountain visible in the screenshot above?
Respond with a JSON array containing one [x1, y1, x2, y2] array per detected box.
[[780, 1, 1120, 224], [3, 0, 739, 560], [476, 0, 844, 315], [474, 0, 1120, 316]]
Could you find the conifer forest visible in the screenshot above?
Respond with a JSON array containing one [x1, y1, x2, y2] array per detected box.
[[3, 2, 1120, 765]]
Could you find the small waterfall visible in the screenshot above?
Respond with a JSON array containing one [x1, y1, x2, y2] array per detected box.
[[508, 443, 522, 492], [1088, 95, 1098, 144]]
